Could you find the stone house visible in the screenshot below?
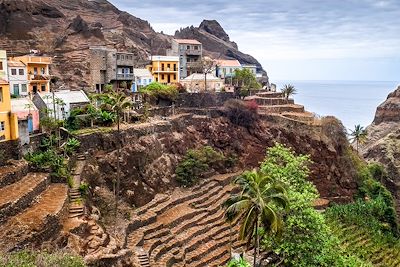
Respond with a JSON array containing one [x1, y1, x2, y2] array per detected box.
[[167, 39, 202, 79], [181, 73, 224, 92]]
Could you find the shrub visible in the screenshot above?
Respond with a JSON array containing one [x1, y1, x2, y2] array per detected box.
[[175, 146, 226, 187], [223, 99, 258, 129], [79, 182, 89, 196], [97, 110, 116, 126], [140, 82, 178, 102], [0, 250, 85, 267], [64, 138, 81, 156], [226, 257, 251, 267], [24, 149, 69, 179]]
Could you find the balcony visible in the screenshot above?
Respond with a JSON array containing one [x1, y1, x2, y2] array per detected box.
[[153, 67, 178, 73], [116, 73, 134, 80], [29, 74, 50, 81], [185, 49, 201, 56]]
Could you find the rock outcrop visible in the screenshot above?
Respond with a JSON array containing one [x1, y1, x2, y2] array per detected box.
[[363, 85, 400, 215], [0, 0, 268, 89]]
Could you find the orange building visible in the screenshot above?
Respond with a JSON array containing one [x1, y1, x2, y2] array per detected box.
[[0, 79, 19, 141], [11, 55, 52, 94], [147, 56, 179, 84]]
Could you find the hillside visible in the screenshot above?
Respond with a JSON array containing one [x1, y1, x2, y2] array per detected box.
[[362, 86, 400, 215], [0, 0, 268, 89]]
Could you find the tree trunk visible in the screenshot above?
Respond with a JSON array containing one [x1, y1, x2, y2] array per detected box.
[[115, 113, 121, 220], [356, 140, 359, 154], [254, 216, 259, 267]]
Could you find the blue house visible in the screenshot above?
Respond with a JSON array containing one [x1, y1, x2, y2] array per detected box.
[[133, 68, 153, 92]]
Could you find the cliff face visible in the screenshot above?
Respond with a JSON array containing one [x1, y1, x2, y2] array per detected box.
[[363, 85, 400, 215], [0, 0, 268, 89], [79, 113, 358, 209]]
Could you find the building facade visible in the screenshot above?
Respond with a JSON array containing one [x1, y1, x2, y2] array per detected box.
[[12, 55, 51, 94], [167, 39, 202, 79], [181, 73, 224, 92], [242, 64, 257, 76], [147, 56, 179, 84], [89, 47, 136, 92], [11, 98, 40, 133], [0, 80, 19, 141], [0, 50, 8, 81], [7, 61, 28, 97], [133, 68, 153, 92], [215, 59, 242, 79]]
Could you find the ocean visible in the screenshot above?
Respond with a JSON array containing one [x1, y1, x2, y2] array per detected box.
[[275, 80, 400, 130]]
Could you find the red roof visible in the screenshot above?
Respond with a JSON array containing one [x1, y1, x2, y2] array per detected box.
[[174, 39, 202, 45], [215, 59, 241, 67]]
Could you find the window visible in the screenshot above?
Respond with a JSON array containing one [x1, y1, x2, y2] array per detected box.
[[194, 46, 198, 50], [21, 84, 27, 93], [19, 69, 24, 75], [11, 69, 17, 75], [33, 67, 38, 75], [0, 62, 2, 70], [0, 121, 4, 131], [0, 87, 3, 102], [187, 45, 190, 50], [117, 55, 120, 60], [173, 74, 176, 80], [41, 68, 45, 75], [167, 63, 170, 69], [161, 63, 165, 70], [121, 55, 125, 60], [161, 74, 165, 80], [41, 85, 46, 92]]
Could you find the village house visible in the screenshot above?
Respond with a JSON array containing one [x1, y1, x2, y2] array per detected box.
[[0, 79, 19, 142], [167, 39, 203, 79], [89, 47, 136, 92], [215, 59, 242, 79], [33, 90, 90, 120], [147, 56, 179, 84], [242, 64, 257, 76], [132, 68, 153, 92], [181, 73, 224, 92], [11, 55, 51, 94], [7, 60, 28, 97], [11, 98, 40, 133]]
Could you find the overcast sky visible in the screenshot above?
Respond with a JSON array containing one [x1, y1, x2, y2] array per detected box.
[[109, 0, 400, 82]]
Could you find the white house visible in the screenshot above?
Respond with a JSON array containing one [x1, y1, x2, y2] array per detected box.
[[8, 60, 28, 96], [215, 59, 242, 79], [242, 64, 257, 76], [133, 68, 153, 92], [181, 73, 224, 92], [34, 90, 90, 120]]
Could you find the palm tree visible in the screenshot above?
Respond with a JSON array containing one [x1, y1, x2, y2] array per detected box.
[[95, 92, 133, 218], [224, 170, 289, 267], [349, 124, 367, 153], [281, 84, 296, 100]]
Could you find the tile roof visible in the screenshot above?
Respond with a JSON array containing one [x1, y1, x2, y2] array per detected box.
[[215, 59, 241, 67], [174, 39, 202, 45], [8, 61, 26, 67]]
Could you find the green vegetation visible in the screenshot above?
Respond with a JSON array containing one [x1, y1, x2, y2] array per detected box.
[[281, 84, 297, 100], [64, 138, 81, 156], [0, 250, 85, 267], [232, 68, 261, 96], [139, 82, 178, 102], [349, 124, 368, 153], [226, 257, 251, 267], [24, 148, 69, 179], [224, 169, 289, 266], [175, 146, 230, 187]]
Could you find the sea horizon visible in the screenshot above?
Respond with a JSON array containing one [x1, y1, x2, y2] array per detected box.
[[274, 79, 399, 130]]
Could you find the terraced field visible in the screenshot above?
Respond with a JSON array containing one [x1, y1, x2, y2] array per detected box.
[[329, 221, 400, 267], [126, 172, 247, 267]]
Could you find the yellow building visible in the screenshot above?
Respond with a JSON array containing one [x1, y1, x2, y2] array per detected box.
[[11, 55, 52, 94], [0, 80, 19, 141], [147, 56, 179, 84]]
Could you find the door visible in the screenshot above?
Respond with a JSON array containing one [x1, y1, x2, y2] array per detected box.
[[28, 116, 33, 133], [33, 85, 37, 94], [13, 85, 19, 96], [168, 74, 171, 83]]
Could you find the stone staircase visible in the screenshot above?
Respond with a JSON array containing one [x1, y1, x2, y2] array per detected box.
[[68, 154, 87, 219], [126, 172, 247, 267], [245, 92, 315, 124], [0, 160, 68, 252]]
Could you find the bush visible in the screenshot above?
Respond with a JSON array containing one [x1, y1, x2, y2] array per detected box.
[[64, 138, 81, 156], [24, 149, 69, 179], [226, 257, 251, 267], [175, 146, 227, 187], [223, 99, 259, 129], [140, 82, 178, 102]]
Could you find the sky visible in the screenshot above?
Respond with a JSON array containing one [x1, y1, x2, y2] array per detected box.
[[109, 0, 400, 82]]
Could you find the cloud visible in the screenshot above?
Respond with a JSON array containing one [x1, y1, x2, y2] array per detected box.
[[109, 0, 400, 80]]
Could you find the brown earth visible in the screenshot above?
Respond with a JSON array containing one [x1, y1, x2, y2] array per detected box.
[[0, 0, 268, 89]]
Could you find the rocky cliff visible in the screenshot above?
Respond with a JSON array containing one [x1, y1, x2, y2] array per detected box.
[[0, 0, 268, 89], [363, 85, 400, 215], [79, 113, 358, 210]]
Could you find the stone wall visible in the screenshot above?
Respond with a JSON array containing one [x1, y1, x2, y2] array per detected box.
[[176, 92, 235, 108], [0, 140, 20, 166]]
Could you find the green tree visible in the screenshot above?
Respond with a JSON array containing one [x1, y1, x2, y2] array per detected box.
[[224, 170, 289, 267], [94, 92, 132, 217], [233, 68, 261, 97], [227, 257, 251, 267], [281, 84, 296, 100], [349, 124, 367, 153]]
